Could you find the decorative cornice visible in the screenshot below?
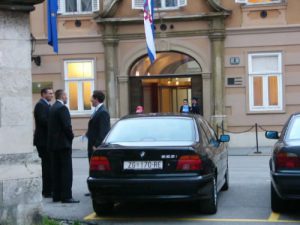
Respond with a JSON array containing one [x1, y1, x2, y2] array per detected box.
[[96, 12, 230, 25], [209, 30, 226, 41], [226, 25, 300, 36], [0, 0, 44, 12], [117, 76, 129, 83], [208, 0, 231, 14], [103, 37, 119, 45]]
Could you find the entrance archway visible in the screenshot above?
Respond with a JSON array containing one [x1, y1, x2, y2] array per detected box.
[[129, 51, 203, 114]]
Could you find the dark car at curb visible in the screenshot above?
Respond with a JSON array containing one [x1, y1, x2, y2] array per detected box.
[[266, 112, 300, 212], [87, 113, 230, 215]]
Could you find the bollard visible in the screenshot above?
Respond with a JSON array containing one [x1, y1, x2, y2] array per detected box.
[[254, 123, 262, 154]]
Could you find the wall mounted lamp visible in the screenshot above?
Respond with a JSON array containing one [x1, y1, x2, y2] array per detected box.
[[31, 33, 41, 66]]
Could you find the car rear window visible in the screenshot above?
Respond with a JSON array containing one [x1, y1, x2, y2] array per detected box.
[[286, 115, 300, 140], [105, 117, 196, 143]]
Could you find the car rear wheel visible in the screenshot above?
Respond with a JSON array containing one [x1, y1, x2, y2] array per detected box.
[[200, 177, 218, 214], [93, 200, 114, 215], [221, 167, 229, 191], [271, 183, 285, 212]]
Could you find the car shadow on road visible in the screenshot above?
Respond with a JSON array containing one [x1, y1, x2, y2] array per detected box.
[[279, 200, 300, 220], [106, 201, 215, 219]]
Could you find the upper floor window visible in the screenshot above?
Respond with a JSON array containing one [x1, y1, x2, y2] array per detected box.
[[64, 60, 95, 114], [132, 0, 187, 10], [235, 0, 282, 4], [248, 52, 283, 112], [58, 0, 99, 15]]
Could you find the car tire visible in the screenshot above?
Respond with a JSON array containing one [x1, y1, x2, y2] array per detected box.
[[200, 177, 218, 214], [93, 200, 114, 216], [221, 167, 229, 191], [271, 183, 285, 212]]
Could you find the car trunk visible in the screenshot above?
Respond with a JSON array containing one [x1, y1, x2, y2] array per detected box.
[[90, 145, 203, 177]]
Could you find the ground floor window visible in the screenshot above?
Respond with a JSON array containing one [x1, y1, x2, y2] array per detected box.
[[64, 60, 95, 114], [248, 52, 283, 112]]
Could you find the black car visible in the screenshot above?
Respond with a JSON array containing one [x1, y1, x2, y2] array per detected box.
[[87, 113, 230, 215], [266, 112, 300, 212]]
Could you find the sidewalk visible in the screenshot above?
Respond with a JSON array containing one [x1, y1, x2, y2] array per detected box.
[[71, 136, 272, 157]]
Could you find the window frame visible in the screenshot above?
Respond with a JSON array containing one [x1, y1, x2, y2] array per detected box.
[[248, 52, 283, 112], [58, 0, 99, 15], [64, 59, 95, 115], [132, 0, 187, 11]]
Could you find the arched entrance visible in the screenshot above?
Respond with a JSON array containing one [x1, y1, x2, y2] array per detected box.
[[129, 51, 203, 114]]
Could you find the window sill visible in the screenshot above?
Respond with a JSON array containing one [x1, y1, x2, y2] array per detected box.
[[58, 13, 95, 20], [70, 113, 92, 118], [241, 2, 287, 11], [246, 109, 285, 115]]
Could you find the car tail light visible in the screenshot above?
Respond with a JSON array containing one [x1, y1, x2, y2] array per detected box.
[[90, 156, 111, 171], [176, 155, 202, 171], [276, 152, 300, 169]]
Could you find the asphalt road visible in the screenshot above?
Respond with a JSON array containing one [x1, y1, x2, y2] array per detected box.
[[42, 153, 300, 225]]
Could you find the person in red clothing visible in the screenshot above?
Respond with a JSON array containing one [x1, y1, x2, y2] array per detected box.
[[136, 105, 144, 113]]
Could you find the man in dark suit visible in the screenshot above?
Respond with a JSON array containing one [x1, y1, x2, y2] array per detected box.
[[86, 90, 111, 162], [34, 88, 53, 198], [191, 97, 201, 114], [48, 89, 79, 203]]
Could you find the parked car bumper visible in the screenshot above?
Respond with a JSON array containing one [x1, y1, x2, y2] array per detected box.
[[271, 171, 300, 200], [88, 174, 214, 203]]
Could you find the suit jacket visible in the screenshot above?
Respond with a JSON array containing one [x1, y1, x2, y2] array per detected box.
[[191, 104, 200, 114], [86, 105, 110, 151], [179, 105, 191, 113], [34, 99, 50, 148], [48, 101, 74, 151]]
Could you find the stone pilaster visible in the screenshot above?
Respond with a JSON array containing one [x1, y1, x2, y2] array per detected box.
[[0, 1, 44, 224], [117, 75, 129, 117], [209, 17, 227, 131], [103, 24, 119, 118]]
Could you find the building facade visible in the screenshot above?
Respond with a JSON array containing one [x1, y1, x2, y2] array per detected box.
[[30, 0, 300, 147]]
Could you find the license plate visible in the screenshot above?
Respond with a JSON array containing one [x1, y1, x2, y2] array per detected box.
[[123, 161, 163, 170]]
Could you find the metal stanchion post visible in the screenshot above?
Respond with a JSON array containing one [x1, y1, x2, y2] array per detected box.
[[254, 123, 262, 154]]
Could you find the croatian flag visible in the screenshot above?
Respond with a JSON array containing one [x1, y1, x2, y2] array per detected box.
[[144, 0, 156, 64], [47, 0, 58, 53]]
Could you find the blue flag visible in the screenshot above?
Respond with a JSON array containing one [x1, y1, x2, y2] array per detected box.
[[144, 0, 156, 64], [47, 0, 58, 53]]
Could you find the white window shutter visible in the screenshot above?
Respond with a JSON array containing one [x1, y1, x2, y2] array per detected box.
[[92, 0, 100, 12], [132, 0, 144, 9], [57, 0, 65, 14], [235, 0, 247, 3], [179, 0, 187, 7]]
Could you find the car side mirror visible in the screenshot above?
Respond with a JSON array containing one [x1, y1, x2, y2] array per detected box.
[[265, 131, 279, 139], [219, 134, 230, 142]]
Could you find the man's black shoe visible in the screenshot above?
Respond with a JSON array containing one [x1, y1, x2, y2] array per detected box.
[[61, 198, 80, 203], [53, 198, 61, 203], [43, 193, 52, 198]]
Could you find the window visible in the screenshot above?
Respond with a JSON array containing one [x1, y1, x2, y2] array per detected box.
[[105, 117, 197, 145], [132, 0, 187, 10], [235, 0, 282, 4], [248, 53, 283, 112], [58, 0, 99, 15], [64, 60, 95, 113]]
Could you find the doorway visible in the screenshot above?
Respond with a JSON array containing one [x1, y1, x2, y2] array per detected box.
[[142, 77, 191, 113], [129, 51, 203, 114]]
